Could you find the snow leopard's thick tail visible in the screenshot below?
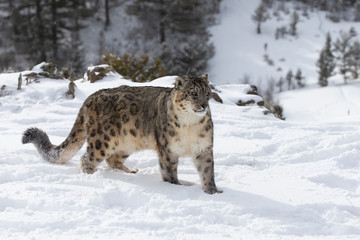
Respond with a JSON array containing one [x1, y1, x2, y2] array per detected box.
[[22, 109, 86, 164]]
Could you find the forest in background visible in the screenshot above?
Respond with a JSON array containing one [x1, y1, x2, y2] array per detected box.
[[0, 0, 220, 77], [1, 0, 360, 80]]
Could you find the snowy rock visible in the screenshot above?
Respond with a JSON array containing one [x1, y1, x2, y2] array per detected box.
[[25, 62, 63, 80], [0, 84, 10, 97], [213, 84, 265, 107], [84, 64, 117, 83]]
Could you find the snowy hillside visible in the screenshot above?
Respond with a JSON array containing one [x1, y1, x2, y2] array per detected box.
[[279, 80, 360, 122], [0, 64, 360, 239], [208, 0, 360, 86]]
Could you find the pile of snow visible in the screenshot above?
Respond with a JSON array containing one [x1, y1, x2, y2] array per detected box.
[[1, 67, 360, 239], [215, 84, 264, 106], [279, 80, 360, 122]]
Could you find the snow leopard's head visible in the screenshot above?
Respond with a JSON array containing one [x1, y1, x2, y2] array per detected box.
[[174, 74, 211, 117]]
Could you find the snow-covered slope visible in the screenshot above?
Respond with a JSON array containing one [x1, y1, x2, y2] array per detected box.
[[1, 68, 360, 239], [208, 0, 360, 86], [279, 80, 360, 122]]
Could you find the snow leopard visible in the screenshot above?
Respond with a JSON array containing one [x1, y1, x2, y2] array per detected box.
[[22, 74, 222, 194]]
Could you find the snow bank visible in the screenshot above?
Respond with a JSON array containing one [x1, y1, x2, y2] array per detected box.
[[1, 69, 360, 239], [279, 80, 360, 122]]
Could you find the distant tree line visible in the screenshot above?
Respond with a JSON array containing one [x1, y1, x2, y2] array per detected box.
[[251, 0, 360, 88], [0, 0, 99, 75], [304, 0, 360, 22], [252, 1, 302, 37], [126, 0, 220, 76], [317, 28, 360, 86], [0, 0, 220, 78], [252, 0, 360, 37]]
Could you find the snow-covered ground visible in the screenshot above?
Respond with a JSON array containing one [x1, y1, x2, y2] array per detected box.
[[280, 80, 360, 122], [1, 0, 360, 239], [0, 65, 360, 239]]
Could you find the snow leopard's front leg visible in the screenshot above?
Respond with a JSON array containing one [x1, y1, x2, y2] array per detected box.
[[194, 147, 222, 194], [158, 149, 180, 185]]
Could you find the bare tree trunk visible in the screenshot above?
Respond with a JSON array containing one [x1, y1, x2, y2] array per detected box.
[[35, 0, 46, 61], [51, 0, 58, 61], [105, 0, 110, 29], [159, 1, 166, 43], [17, 74, 22, 90]]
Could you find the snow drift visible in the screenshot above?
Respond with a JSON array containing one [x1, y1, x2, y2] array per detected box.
[[0, 65, 360, 239]]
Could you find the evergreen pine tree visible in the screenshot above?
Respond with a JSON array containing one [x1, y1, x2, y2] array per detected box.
[[252, 2, 269, 34], [348, 39, 360, 80], [355, 2, 360, 21], [61, 0, 88, 75], [0, 0, 16, 69], [276, 76, 284, 92], [327, 0, 342, 22], [316, 0, 330, 11], [127, 0, 219, 75], [334, 28, 357, 84], [261, 0, 274, 8], [317, 32, 336, 87], [9, 0, 50, 63], [295, 68, 305, 88], [289, 11, 299, 36], [0, 0, 93, 72], [286, 70, 293, 90]]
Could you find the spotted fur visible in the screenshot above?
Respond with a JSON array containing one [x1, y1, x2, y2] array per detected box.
[[22, 75, 221, 194]]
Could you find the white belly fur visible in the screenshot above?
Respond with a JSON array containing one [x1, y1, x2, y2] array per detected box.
[[169, 125, 211, 157]]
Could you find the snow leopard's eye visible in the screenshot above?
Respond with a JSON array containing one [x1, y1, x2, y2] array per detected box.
[[191, 92, 198, 98]]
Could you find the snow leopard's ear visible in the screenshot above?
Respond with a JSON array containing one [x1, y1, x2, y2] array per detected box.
[[200, 74, 208, 82], [175, 77, 185, 90]]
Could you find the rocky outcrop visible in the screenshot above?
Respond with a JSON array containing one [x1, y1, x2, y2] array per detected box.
[[24, 62, 63, 81], [211, 84, 265, 107], [84, 64, 115, 83]]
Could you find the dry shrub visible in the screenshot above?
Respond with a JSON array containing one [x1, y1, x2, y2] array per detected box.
[[102, 53, 166, 82]]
